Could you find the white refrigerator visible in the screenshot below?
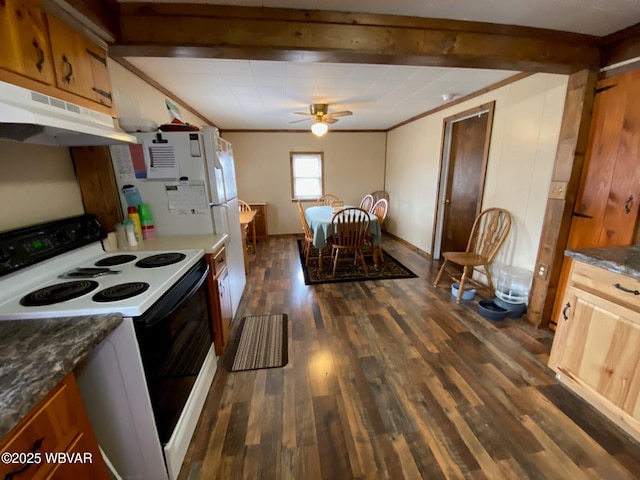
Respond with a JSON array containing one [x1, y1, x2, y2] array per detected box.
[[110, 127, 246, 316]]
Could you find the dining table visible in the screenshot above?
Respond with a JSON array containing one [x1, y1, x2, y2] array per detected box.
[[304, 205, 382, 269]]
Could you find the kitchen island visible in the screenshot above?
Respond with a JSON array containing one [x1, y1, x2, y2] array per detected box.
[[549, 245, 640, 442]]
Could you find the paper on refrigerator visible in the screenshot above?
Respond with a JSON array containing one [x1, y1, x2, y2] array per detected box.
[[165, 180, 208, 214]]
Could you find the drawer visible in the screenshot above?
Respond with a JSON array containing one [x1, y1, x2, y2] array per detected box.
[[571, 261, 640, 312], [0, 376, 84, 479], [210, 247, 227, 276]]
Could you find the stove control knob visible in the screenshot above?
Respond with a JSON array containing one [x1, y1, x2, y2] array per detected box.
[[55, 230, 69, 244], [0, 247, 10, 264]]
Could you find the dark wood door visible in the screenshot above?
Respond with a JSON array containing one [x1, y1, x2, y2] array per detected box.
[[440, 110, 491, 253], [551, 69, 640, 326]]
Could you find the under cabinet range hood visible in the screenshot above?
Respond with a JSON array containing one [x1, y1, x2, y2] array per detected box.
[[0, 80, 136, 147]]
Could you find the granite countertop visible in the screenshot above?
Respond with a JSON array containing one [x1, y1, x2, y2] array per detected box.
[[0, 314, 123, 439], [566, 245, 640, 280]]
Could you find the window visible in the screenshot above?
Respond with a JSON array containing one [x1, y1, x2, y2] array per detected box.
[[291, 152, 323, 200]]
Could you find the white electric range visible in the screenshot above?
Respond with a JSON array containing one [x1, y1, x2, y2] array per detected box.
[[0, 244, 203, 320], [0, 215, 217, 480]]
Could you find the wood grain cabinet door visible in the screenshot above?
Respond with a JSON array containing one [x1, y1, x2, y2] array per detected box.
[[0, 0, 55, 85], [550, 286, 640, 421], [218, 267, 233, 350], [47, 14, 111, 106]]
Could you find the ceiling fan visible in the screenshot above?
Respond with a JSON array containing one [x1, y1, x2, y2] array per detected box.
[[290, 103, 353, 136]]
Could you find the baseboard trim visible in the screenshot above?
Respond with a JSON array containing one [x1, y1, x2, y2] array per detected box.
[[383, 232, 432, 260]]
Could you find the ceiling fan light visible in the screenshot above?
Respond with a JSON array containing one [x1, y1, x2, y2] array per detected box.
[[311, 121, 328, 136]]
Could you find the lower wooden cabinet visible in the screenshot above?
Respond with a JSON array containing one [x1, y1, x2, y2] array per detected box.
[[248, 202, 268, 242], [207, 246, 234, 356], [549, 259, 640, 442], [0, 373, 110, 480]]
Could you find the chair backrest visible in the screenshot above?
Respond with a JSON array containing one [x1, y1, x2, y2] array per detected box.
[[370, 198, 388, 226], [296, 200, 313, 238], [359, 194, 374, 212], [331, 208, 370, 249], [238, 200, 252, 212], [371, 190, 389, 205], [467, 208, 512, 262], [317, 194, 340, 206]]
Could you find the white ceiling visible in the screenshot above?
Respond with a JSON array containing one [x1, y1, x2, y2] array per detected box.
[[118, 0, 640, 131]]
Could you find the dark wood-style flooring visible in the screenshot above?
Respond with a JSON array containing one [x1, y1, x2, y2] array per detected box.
[[179, 234, 640, 479]]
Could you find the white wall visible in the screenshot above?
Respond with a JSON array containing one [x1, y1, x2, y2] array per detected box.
[[386, 73, 568, 272], [0, 141, 84, 231], [223, 131, 386, 234], [109, 60, 207, 127]]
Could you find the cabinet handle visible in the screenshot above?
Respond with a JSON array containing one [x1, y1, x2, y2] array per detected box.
[[86, 48, 107, 66], [4, 437, 44, 480], [62, 54, 73, 84], [91, 87, 112, 101], [625, 195, 634, 214], [562, 302, 571, 321], [614, 283, 640, 295], [32, 39, 44, 73]]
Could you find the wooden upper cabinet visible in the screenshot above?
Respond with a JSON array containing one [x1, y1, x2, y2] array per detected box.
[[47, 15, 113, 107], [0, 0, 55, 85]]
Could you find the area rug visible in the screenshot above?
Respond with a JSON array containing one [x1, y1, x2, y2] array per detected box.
[[226, 314, 288, 372], [297, 239, 418, 285]]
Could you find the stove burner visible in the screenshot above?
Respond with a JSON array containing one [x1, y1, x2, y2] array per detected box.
[[95, 254, 138, 267], [20, 281, 99, 306], [135, 253, 186, 268], [92, 282, 150, 302]]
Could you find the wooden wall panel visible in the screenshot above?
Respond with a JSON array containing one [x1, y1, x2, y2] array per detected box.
[[527, 69, 598, 328], [71, 146, 122, 232]]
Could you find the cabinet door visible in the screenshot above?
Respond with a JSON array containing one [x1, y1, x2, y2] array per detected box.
[[48, 431, 110, 479], [218, 267, 233, 349], [0, 0, 55, 85], [47, 15, 112, 106], [83, 38, 113, 107], [0, 374, 110, 480], [550, 286, 640, 419]]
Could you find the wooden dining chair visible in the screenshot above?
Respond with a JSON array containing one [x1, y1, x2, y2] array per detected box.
[[371, 191, 389, 230], [434, 208, 512, 304], [371, 190, 389, 204], [296, 200, 315, 266], [359, 194, 374, 212], [238, 200, 253, 253], [329, 207, 371, 277], [316, 194, 340, 206], [367, 198, 388, 263]]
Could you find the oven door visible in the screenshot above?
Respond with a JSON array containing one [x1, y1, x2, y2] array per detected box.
[[133, 258, 213, 444]]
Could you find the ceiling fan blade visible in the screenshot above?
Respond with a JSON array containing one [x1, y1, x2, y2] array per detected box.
[[323, 117, 338, 124], [293, 112, 315, 116], [327, 110, 353, 118], [289, 117, 314, 124]]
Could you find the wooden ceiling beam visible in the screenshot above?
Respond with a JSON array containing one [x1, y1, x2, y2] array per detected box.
[[41, 0, 121, 40], [600, 22, 640, 69], [111, 4, 600, 74]]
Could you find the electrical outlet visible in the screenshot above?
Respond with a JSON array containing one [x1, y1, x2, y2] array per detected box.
[[537, 264, 548, 280]]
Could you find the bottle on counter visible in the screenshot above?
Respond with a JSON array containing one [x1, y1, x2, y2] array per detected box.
[[124, 220, 138, 247], [127, 206, 143, 242], [138, 203, 156, 240], [115, 223, 127, 249]]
